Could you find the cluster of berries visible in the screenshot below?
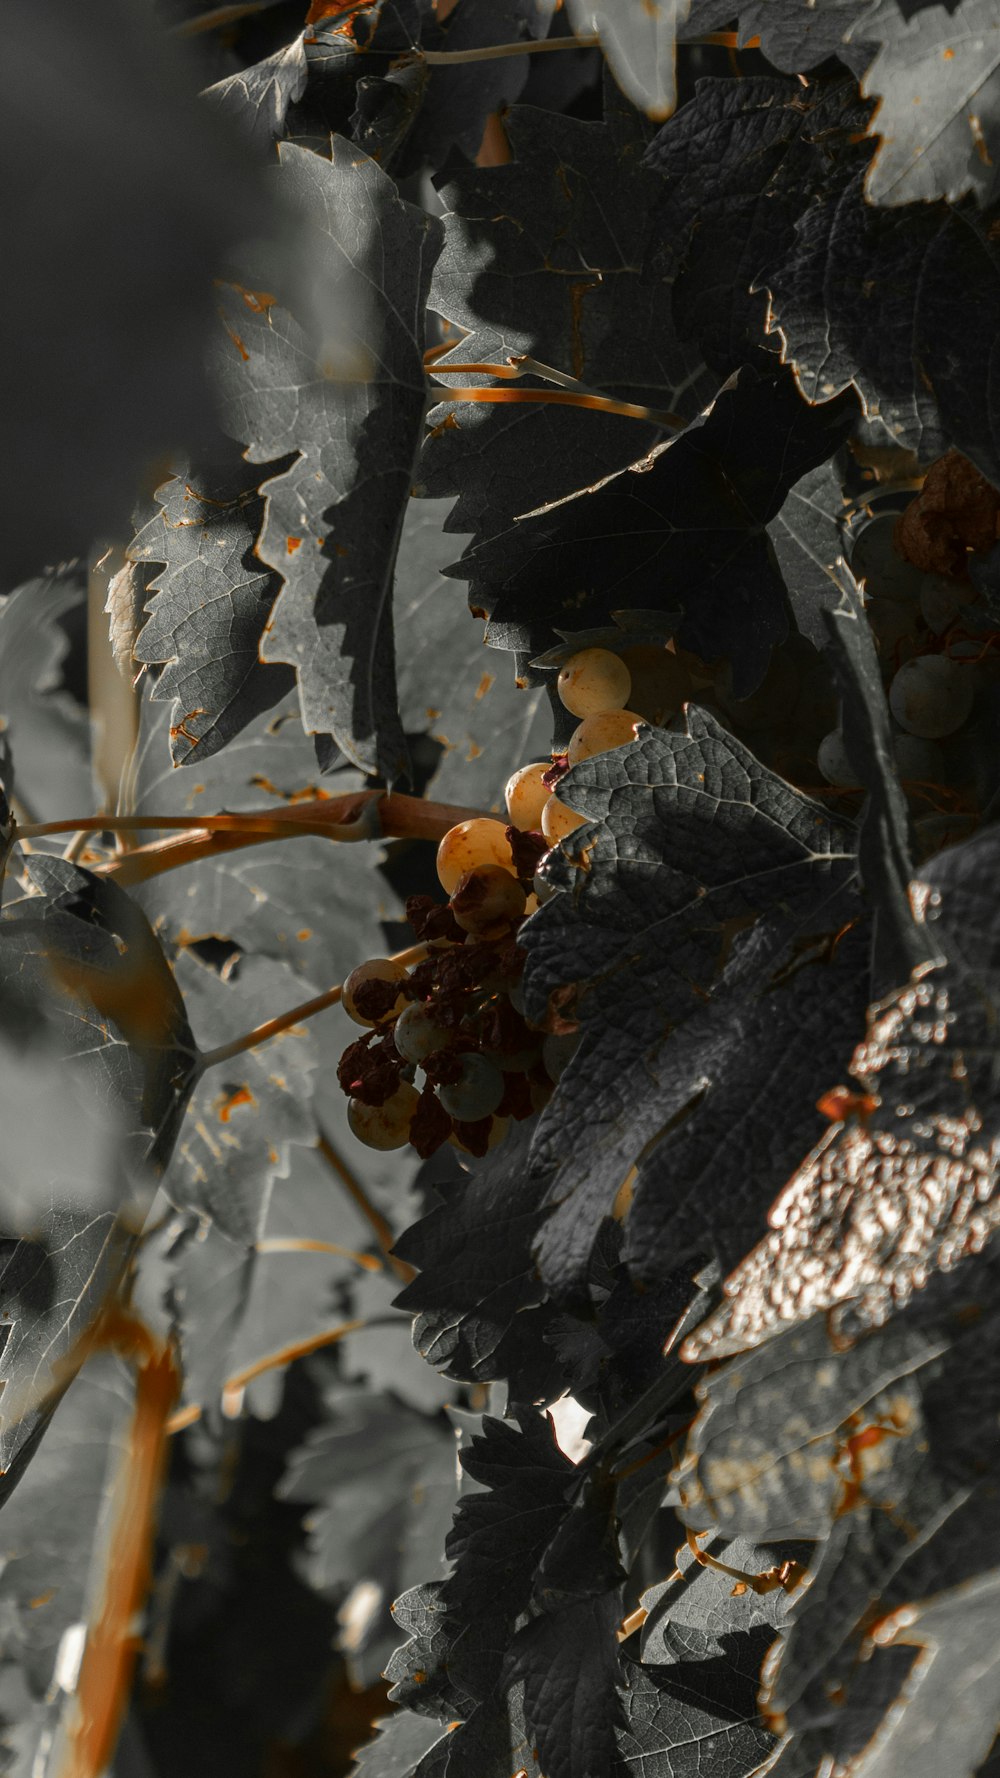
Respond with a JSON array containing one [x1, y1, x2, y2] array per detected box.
[[336, 644, 672, 1156]]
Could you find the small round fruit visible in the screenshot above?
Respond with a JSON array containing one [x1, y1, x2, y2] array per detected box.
[[557, 648, 632, 718], [451, 865, 527, 935], [817, 729, 861, 788], [394, 1002, 454, 1064], [347, 1082, 419, 1149], [342, 957, 409, 1027], [541, 796, 586, 844], [438, 1055, 505, 1121], [505, 762, 551, 832], [566, 709, 643, 765], [436, 819, 516, 894], [888, 655, 974, 739]]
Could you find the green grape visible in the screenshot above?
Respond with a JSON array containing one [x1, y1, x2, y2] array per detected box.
[[817, 730, 861, 788], [889, 655, 974, 738], [347, 1082, 419, 1149], [541, 796, 586, 843], [566, 709, 643, 765], [557, 647, 632, 718], [451, 865, 527, 935], [436, 819, 516, 894], [342, 957, 409, 1028], [505, 761, 551, 832], [394, 1002, 454, 1064], [438, 1054, 505, 1121]]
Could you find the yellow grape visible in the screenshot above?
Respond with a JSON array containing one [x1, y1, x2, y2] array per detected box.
[[541, 796, 586, 843], [566, 709, 643, 765], [557, 648, 632, 718], [505, 761, 551, 831], [347, 1082, 419, 1150], [451, 865, 527, 935], [436, 818, 516, 894], [342, 957, 409, 1027]]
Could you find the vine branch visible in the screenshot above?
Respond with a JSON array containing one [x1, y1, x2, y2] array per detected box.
[[420, 33, 599, 65], [196, 942, 428, 1072]]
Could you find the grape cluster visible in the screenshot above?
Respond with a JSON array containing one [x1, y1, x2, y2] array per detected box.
[[813, 464, 1000, 854], [338, 644, 690, 1158]]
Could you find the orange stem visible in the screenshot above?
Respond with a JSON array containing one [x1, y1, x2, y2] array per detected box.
[[197, 942, 428, 1071], [430, 386, 684, 428], [93, 792, 489, 886], [53, 1317, 179, 1778], [316, 1132, 415, 1283]]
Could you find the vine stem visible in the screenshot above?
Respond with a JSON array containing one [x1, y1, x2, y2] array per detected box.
[[420, 33, 599, 64], [86, 792, 487, 889], [165, 1314, 402, 1434], [429, 385, 685, 429], [316, 1132, 415, 1283], [52, 1311, 179, 1778], [196, 942, 428, 1073]]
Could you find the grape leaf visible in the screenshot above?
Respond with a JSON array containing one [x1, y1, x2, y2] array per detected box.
[[617, 1655, 775, 1778], [643, 74, 870, 376], [761, 170, 1000, 484], [212, 138, 442, 778], [822, 568, 926, 987], [163, 949, 317, 1242], [393, 498, 551, 811], [403, 0, 557, 166], [1, 0, 272, 583], [279, 1381, 457, 1675], [351, 1713, 453, 1778], [421, 88, 713, 570], [0, 1354, 137, 1772], [455, 368, 858, 686], [624, 918, 872, 1283], [677, 1250, 1000, 1776], [442, 1410, 575, 1624], [131, 690, 388, 984], [766, 458, 852, 649], [203, 32, 309, 150], [730, 0, 874, 74], [506, 1591, 626, 1778], [392, 1117, 561, 1393], [565, 0, 684, 121], [684, 823, 1000, 1361], [161, 1138, 376, 1422], [0, 860, 195, 1482], [519, 712, 857, 1292], [0, 572, 93, 823], [854, 0, 1000, 208], [129, 451, 295, 764]]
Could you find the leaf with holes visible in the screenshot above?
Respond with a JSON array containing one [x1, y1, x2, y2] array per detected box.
[[684, 824, 1000, 1362], [163, 950, 317, 1244]]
